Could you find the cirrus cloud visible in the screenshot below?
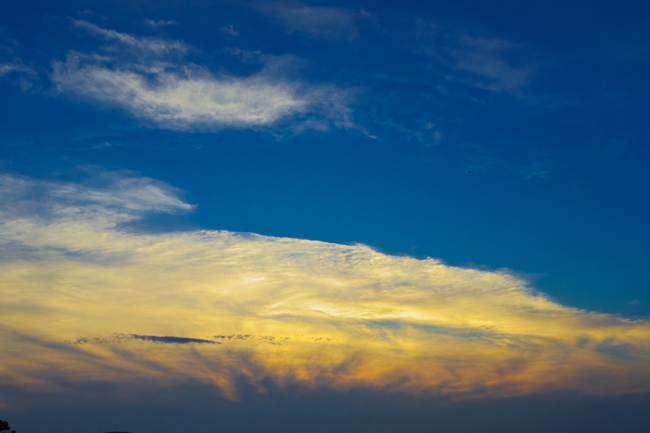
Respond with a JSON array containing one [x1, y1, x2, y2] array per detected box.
[[50, 20, 354, 132], [255, 1, 360, 40]]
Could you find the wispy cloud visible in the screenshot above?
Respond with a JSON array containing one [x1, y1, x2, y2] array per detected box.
[[1, 172, 649, 404], [143, 19, 178, 28], [50, 20, 354, 131], [256, 1, 359, 40], [0, 169, 192, 234], [220, 24, 239, 37], [0, 39, 38, 89], [72, 19, 189, 56], [450, 35, 536, 94], [417, 21, 538, 96]]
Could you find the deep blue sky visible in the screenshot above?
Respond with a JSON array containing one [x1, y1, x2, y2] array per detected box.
[[1, 1, 650, 431], [3, 0, 648, 316]]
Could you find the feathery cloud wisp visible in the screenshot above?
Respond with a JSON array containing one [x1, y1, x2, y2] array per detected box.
[[450, 35, 536, 94], [416, 22, 538, 96], [256, 1, 359, 40], [50, 21, 353, 131], [0, 40, 38, 89]]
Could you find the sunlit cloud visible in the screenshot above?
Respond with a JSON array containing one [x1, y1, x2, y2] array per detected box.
[[1, 171, 649, 407], [220, 24, 240, 37], [50, 20, 353, 131]]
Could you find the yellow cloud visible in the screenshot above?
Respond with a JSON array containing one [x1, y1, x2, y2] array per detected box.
[[1, 173, 649, 406]]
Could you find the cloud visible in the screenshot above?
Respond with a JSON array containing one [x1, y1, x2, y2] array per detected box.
[[0, 169, 192, 220], [0, 61, 28, 77], [131, 335, 217, 344], [220, 25, 239, 37], [1, 171, 650, 405], [71, 19, 189, 57], [256, 1, 359, 40], [417, 22, 538, 96], [0, 170, 193, 262], [50, 21, 353, 131], [0, 40, 38, 89], [143, 19, 178, 28]]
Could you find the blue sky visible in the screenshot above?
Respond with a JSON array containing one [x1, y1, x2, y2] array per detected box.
[[1, 1, 650, 432]]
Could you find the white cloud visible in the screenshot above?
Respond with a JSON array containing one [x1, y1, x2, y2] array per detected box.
[[0, 61, 24, 77], [0, 170, 192, 228], [256, 1, 359, 40], [71, 19, 189, 57], [1, 172, 649, 403], [51, 21, 353, 131]]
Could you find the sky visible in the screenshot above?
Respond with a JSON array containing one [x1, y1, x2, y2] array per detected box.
[[1, 1, 650, 432]]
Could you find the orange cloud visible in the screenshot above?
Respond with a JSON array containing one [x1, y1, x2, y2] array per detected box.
[[1, 173, 649, 406]]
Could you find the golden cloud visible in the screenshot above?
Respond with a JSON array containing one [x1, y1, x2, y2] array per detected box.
[[1, 173, 649, 406]]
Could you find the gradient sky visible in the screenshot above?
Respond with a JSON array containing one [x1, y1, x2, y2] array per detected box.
[[1, 1, 650, 432]]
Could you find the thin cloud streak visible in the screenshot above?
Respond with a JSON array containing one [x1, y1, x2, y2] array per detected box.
[[451, 35, 536, 94], [256, 1, 359, 40], [131, 335, 218, 344], [0, 39, 38, 89], [50, 21, 353, 131], [1, 172, 649, 406], [143, 19, 178, 28], [416, 21, 538, 97], [0, 61, 30, 77]]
